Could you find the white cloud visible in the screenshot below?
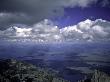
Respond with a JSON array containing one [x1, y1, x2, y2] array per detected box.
[[0, 19, 110, 42], [78, 19, 93, 30], [61, 19, 110, 41]]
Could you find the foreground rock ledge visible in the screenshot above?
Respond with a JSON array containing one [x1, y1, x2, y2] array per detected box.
[[0, 59, 69, 82], [0, 59, 110, 82], [78, 70, 110, 82]]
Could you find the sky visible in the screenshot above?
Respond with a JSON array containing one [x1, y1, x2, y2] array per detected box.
[[56, 6, 110, 27], [0, 0, 110, 29], [0, 0, 110, 42]]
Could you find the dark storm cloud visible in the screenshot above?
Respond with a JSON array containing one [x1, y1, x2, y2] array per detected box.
[[0, 0, 109, 30], [100, 0, 110, 7], [0, 0, 98, 14], [0, 13, 33, 30], [0, 0, 64, 29]]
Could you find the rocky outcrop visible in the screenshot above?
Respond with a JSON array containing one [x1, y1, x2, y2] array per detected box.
[[78, 70, 110, 82], [0, 59, 110, 82], [0, 59, 69, 82]]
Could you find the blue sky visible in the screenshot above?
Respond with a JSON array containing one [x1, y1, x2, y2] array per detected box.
[[53, 6, 110, 28]]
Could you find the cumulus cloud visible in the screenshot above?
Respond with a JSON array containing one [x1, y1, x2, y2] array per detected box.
[[61, 19, 110, 41], [0, 19, 64, 42], [0, 19, 110, 42]]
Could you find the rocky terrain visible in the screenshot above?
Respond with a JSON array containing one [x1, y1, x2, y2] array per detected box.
[[0, 59, 68, 82], [0, 59, 110, 82], [78, 70, 110, 82]]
